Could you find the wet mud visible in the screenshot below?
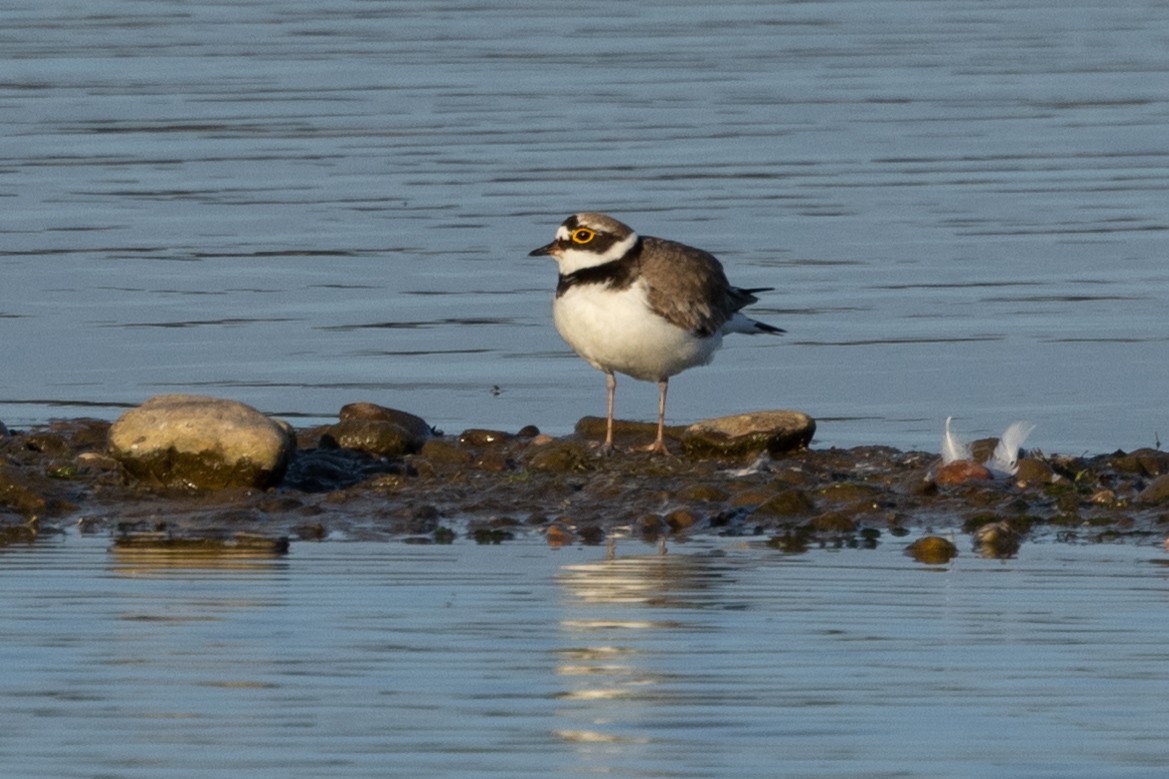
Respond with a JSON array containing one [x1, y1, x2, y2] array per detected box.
[[2, 415, 1168, 557]]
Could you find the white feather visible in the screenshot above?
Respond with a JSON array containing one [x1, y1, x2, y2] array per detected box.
[[988, 421, 1036, 476], [941, 416, 972, 465]]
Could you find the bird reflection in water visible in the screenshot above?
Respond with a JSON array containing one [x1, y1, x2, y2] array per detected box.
[[552, 551, 732, 753]]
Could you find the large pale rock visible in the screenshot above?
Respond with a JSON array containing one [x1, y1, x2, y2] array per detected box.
[[681, 410, 815, 458], [109, 395, 294, 489]]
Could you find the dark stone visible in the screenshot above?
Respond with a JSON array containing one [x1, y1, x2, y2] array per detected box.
[[1014, 458, 1054, 484], [665, 508, 700, 530], [419, 438, 475, 465], [459, 429, 513, 447], [906, 535, 958, 564], [324, 418, 418, 457], [753, 489, 815, 517], [574, 416, 685, 449], [807, 512, 857, 533], [1111, 449, 1169, 477], [1138, 474, 1169, 504], [0, 464, 48, 518], [339, 402, 433, 441], [526, 441, 591, 473]]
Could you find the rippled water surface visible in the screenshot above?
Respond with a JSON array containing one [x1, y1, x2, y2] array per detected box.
[[4, 533, 1169, 777], [2, 0, 1167, 452]]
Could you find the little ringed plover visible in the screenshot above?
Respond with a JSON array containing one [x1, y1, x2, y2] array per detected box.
[[529, 212, 784, 454]]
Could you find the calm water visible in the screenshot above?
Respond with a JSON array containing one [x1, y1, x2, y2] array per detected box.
[[2, 0, 1167, 452], [2, 532, 1169, 777]]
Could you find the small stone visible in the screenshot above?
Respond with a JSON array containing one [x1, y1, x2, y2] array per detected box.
[[807, 512, 857, 533], [108, 394, 294, 490], [1111, 448, 1169, 477], [1014, 458, 1054, 485], [636, 514, 665, 538], [0, 464, 47, 518], [906, 535, 958, 564], [339, 402, 433, 442], [935, 460, 993, 486], [975, 521, 1021, 558], [418, 438, 474, 465], [665, 508, 700, 530], [575, 416, 685, 449], [526, 441, 591, 473], [459, 429, 513, 447], [576, 525, 606, 545], [474, 450, 512, 472], [324, 419, 418, 457], [897, 470, 938, 496], [1138, 474, 1169, 504], [23, 432, 70, 456], [675, 483, 730, 502], [753, 489, 815, 517], [546, 523, 575, 546], [681, 410, 815, 459], [814, 481, 883, 503]]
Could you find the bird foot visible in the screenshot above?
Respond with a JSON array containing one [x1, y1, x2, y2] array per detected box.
[[635, 439, 673, 456]]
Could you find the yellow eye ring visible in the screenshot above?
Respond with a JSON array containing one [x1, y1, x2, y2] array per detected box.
[[571, 228, 595, 244]]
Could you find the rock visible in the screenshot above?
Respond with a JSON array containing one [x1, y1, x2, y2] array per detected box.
[[108, 395, 294, 490], [637, 513, 665, 538], [473, 449, 512, 472], [546, 523, 575, 546], [339, 402, 433, 442], [665, 508, 700, 530], [1138, 474, 1169, 504], [1014, 458, 1054, 485], [111, 530, 290, 556], [807, 512, 857, 533], [526, 441, 591, 473], [935, 460, 993, 486], [459, 429, 513, 447], [418, 438, 475, 465], [1111, 448, 1169, 477], [974, 521, 1021, 558], [0, 464, 47, 518], [753, 488, 815, 517], [906, 535, 958, 564], [575, 416, 685, 448], [324, 419, 418, 457], [681, 410, 815, 458], [675, 483, 730, 502]]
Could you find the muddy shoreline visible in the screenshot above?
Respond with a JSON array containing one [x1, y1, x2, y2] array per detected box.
[[2, 412, 1168, 557]]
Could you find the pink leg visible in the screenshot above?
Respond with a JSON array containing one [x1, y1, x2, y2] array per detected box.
[[642, 378, 670, 455], [603, 372, 616, 453]]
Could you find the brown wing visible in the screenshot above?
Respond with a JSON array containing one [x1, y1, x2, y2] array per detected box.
[[639, 236, 738, 338]]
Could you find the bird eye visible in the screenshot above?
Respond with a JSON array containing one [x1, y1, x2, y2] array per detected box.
[[571, 228, 595, 244]]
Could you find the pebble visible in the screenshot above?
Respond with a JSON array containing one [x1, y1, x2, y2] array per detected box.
[[324, 419, 418, 457], [906, 535, 958, 564]]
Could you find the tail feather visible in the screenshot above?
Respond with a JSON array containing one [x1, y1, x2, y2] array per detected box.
[[725, 312, 785, 335]]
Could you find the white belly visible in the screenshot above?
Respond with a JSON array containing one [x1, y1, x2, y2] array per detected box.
[[553, 282, 722, 382]]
